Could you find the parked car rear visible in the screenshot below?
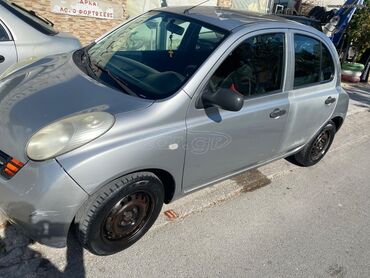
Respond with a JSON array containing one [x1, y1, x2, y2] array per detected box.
[[0, 0, 81, 74]]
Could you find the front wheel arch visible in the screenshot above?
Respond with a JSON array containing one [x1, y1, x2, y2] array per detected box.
[[82, 168, 177, 205], [74, 171, 165, 255]]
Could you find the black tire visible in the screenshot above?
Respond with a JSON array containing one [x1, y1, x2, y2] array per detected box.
[[291, 121, 336, 167], [74, 172, 164, 256]]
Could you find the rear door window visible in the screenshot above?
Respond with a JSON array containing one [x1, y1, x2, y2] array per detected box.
[[294, 34, 335, 88]]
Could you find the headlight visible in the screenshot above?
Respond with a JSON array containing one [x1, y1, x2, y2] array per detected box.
[[26, 112, 115, 161]]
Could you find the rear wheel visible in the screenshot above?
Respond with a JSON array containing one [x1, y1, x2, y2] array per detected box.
[[75, 172, 164, 255], [290, 121, 336, 167]]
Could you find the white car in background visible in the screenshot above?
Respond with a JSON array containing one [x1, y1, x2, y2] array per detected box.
[[0, 0, 81, 75]]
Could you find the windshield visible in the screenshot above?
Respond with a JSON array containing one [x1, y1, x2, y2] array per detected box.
[[0, 1, 57, 35], [87, 11, 228, 100]]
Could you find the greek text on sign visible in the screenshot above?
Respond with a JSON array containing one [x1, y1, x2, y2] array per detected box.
[[51, 0, 124, 20]]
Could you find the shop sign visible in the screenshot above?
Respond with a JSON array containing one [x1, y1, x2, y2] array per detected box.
[[51, 0, 124, 20]]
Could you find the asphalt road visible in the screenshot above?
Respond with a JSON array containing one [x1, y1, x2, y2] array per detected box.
[[1, 83, 370, 278], [80, 124, 370, 278]]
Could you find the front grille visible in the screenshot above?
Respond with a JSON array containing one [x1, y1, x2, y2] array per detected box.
[[0, 150, 24, 179]]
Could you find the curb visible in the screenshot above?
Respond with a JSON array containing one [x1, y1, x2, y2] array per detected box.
[[153, 169, 271, 230]]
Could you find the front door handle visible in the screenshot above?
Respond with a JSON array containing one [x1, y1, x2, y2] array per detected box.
[[0, 56, 5, 63], [270, 108, 286, 119], [325, 96, 336, 105]]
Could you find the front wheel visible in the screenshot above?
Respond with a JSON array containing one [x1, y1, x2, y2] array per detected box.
[[291, 121, 336, 167], [75, 172, 164, 256]]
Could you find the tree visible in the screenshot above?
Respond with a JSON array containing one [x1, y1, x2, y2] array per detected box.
[[345, 0, 370, 61]]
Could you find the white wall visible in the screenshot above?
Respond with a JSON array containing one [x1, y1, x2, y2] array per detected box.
[[232, 0, 270, 13], [126, 0, 218, 17]]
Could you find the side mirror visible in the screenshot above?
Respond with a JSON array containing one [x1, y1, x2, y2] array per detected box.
[[202, 88, 244, 112]]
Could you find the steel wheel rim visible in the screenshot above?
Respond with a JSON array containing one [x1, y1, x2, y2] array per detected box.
[[102, 191, 154, 241], [310, 130, 331, 161]]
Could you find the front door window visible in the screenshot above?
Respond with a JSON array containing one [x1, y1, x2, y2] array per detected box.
[[209, 33, 285, 98]]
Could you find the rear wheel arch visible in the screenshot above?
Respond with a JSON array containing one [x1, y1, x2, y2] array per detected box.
[[290, 120, 336, 167], [331, 116, 344, 131]]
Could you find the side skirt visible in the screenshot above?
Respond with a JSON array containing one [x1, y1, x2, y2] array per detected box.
[[183, 144, 305, 194]]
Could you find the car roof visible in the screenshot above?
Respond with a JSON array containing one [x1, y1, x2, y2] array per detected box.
[[278, 14, 320, 23], [154, 6, 301, 31]]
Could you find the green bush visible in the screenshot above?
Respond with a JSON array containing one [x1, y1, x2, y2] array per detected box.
[[345, 0, 370, 61]]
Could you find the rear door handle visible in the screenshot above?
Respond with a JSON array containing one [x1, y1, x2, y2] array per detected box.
[[0, 56, 5, 63], [325, 96, 336, 105], [270, 108, 286, 119]]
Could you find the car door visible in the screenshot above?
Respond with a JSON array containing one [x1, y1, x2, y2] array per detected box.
[[280, 31, 339, 150], [0, 20, 17, 74], [183, 31, 290, 192]]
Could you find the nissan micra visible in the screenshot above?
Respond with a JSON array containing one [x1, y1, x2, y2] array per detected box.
[[0, 6, 348, 255]]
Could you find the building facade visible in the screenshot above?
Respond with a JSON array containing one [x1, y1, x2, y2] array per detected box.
[[11, 0, 235, 45], [9, 0, 346, 45]]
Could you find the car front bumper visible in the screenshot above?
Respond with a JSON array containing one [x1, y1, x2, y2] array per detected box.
[[0, 159, 88, 247]]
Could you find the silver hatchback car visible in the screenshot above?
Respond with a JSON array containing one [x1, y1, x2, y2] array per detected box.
[[0, 6, 348, 255]]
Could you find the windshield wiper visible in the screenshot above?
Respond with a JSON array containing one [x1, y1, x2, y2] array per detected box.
[[92, 62, 142, 98], [81, 48, 98, 79], [12, 3, 55, 26], [80, 47, 142, 98]]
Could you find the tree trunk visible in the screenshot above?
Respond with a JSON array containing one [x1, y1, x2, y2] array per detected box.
[[360, 49, 370, 82]]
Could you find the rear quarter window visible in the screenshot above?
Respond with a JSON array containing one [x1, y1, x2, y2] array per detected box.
[[0, 23, 10, 41]]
